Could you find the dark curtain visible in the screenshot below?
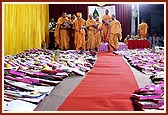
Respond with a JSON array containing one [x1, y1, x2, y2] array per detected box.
[[49, 4, 95, 21], [115, 4, 132, 41], [49, 4, 131, 42]]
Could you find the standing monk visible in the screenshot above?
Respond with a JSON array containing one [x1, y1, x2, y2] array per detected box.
[[102, 9, 111, 42], [138, 20, 149, 39], [73, 12, 86, 50], [95, 16, 103, 51], [86, 14, 97, 51], [54, 12, 70, 50], [108, 14, 122, 51]]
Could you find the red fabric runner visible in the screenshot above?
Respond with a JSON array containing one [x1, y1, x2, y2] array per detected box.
[[58, 52, 138, 111]]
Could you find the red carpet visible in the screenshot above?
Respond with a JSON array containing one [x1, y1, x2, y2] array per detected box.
[[58, 52, 138, 111]]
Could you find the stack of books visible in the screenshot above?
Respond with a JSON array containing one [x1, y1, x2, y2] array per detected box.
[[3, 48, 97, 111], [130, 81, 164, 111]]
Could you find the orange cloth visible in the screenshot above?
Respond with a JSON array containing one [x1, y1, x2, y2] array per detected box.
[[109, 19, 122, 51], [102, 14, 111, 42], [95, 21, 103, 49], [86, 19, 96, 50], [109, 20, 122, 34], [73, 18, 86, 50], [102, 14, 111, 23], [138, 22, 148, 39], [72, 18, 77, 23], [54, 17, 70, 50]]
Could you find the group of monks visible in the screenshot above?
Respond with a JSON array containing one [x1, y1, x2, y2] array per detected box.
[[54, 9, 122, 52]]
